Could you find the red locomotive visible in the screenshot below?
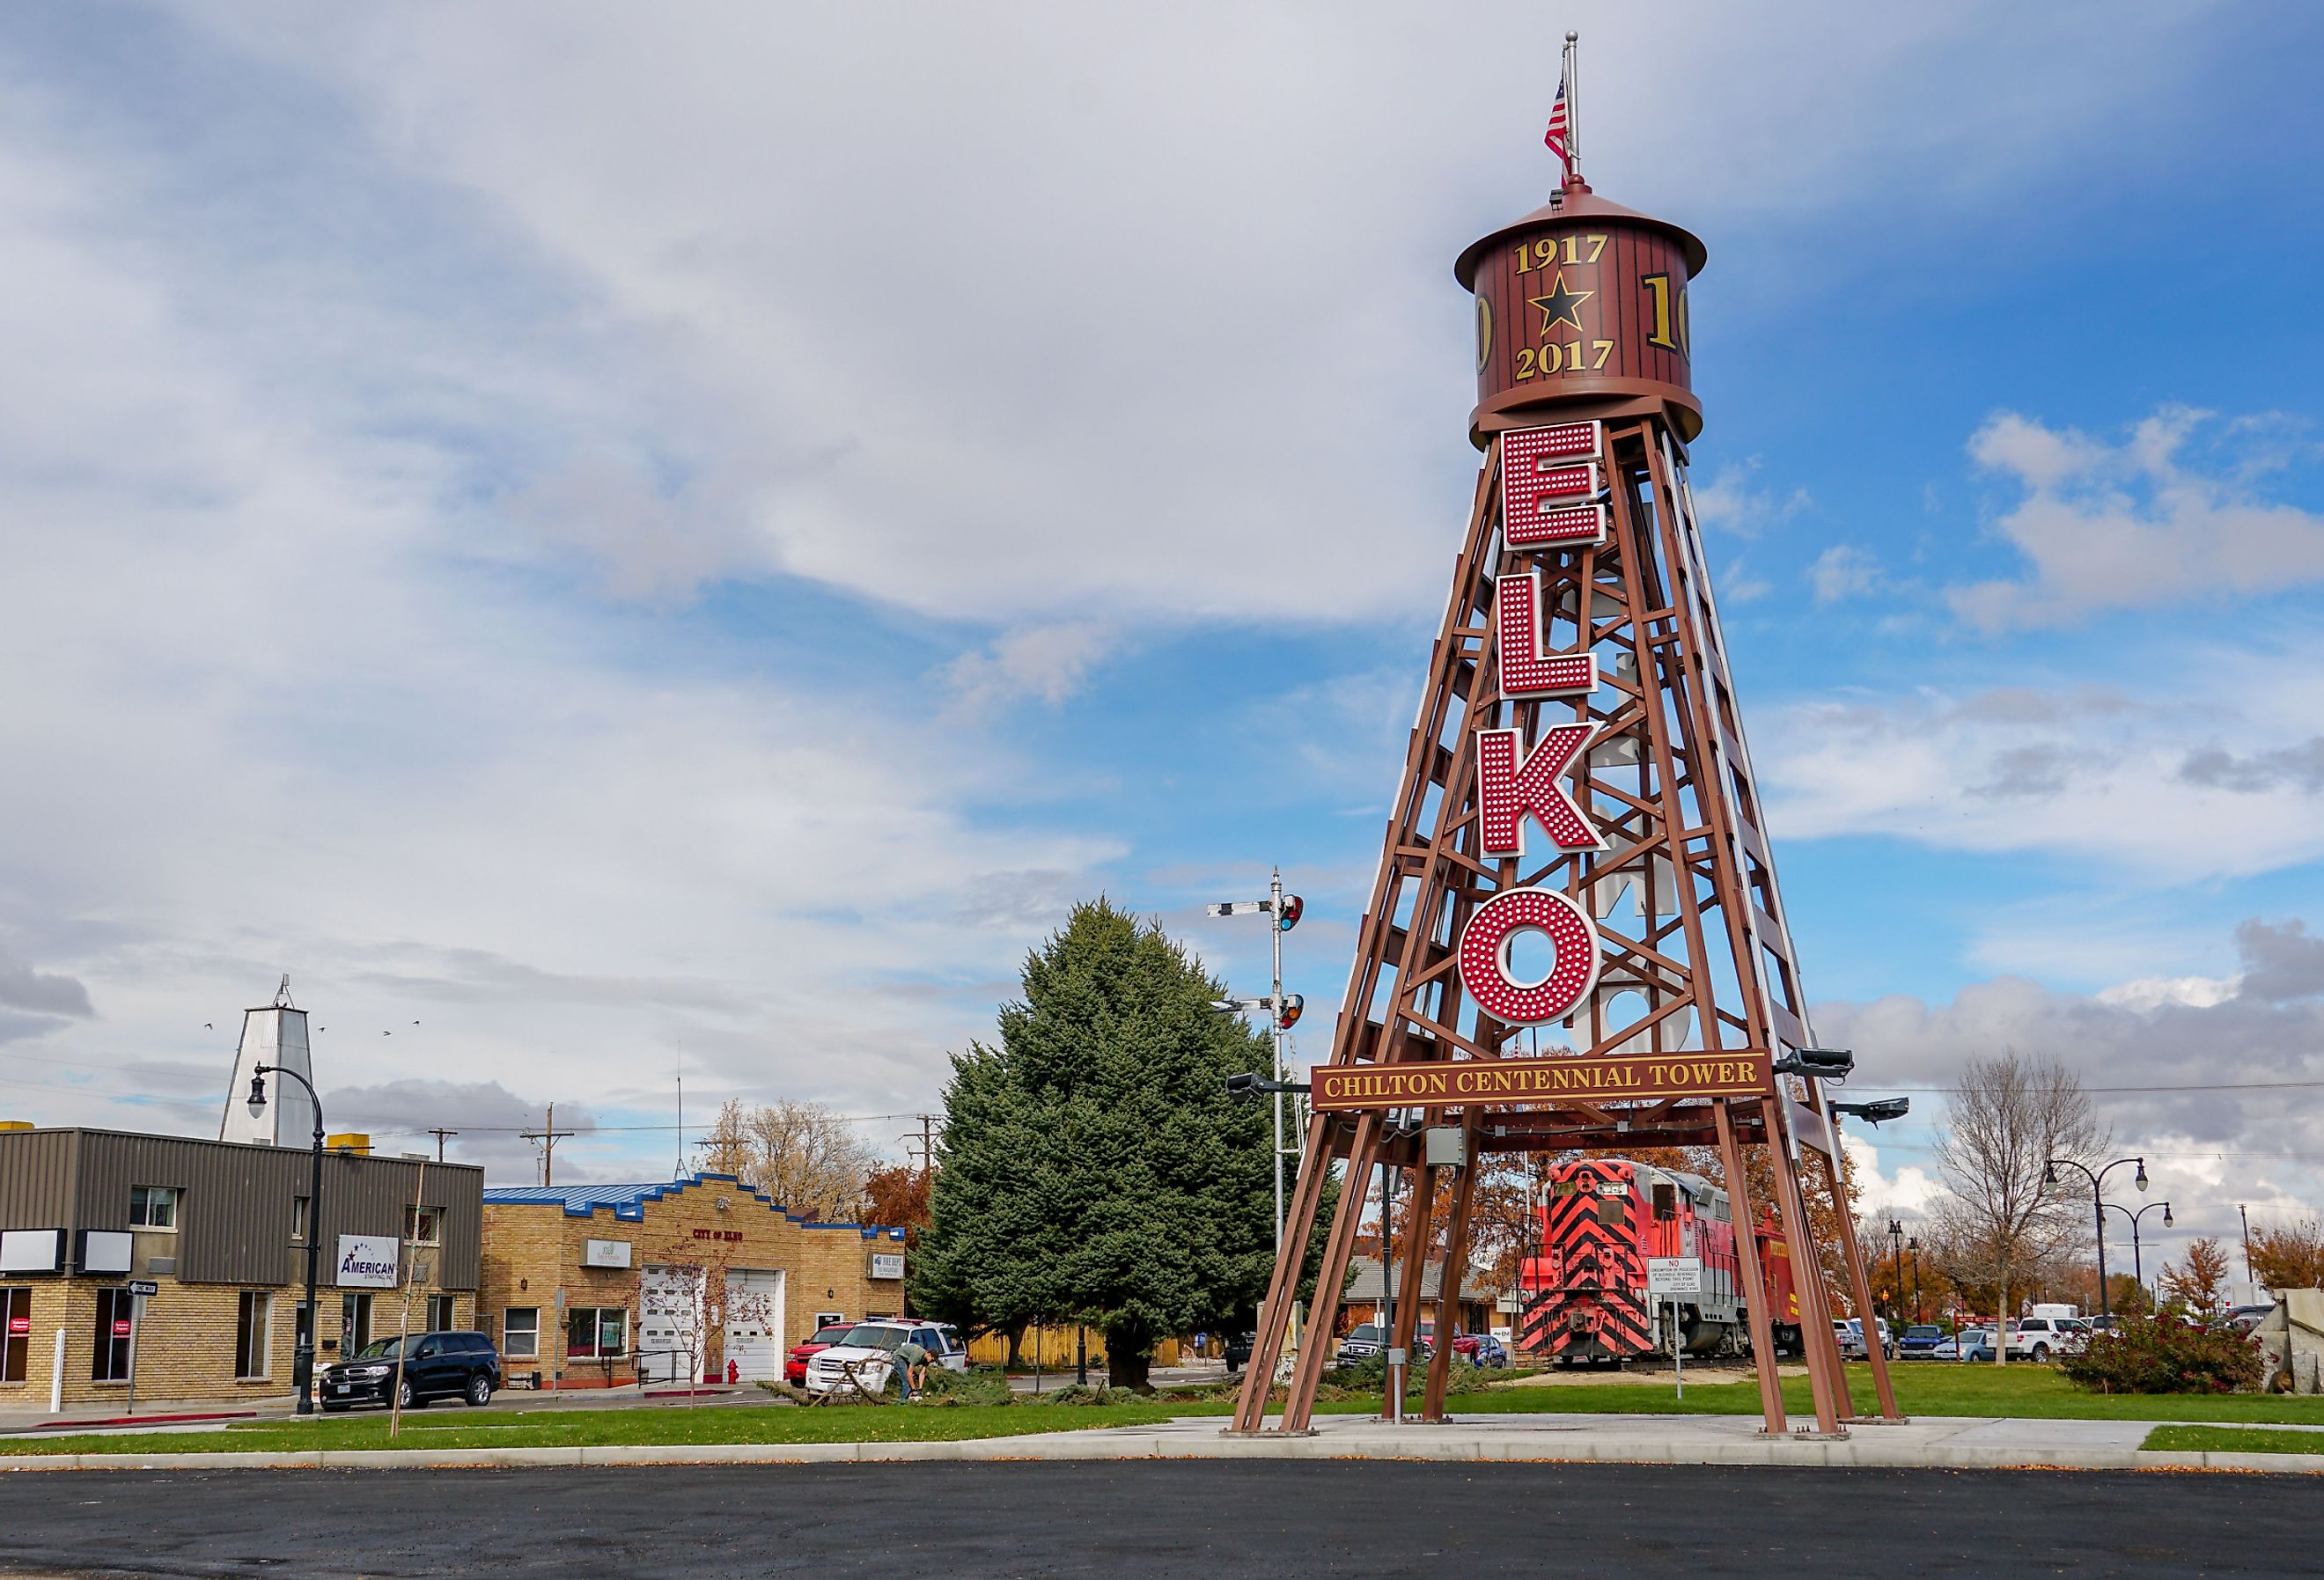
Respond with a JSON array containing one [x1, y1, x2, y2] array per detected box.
[[1516, 1157, 1802, 1363]]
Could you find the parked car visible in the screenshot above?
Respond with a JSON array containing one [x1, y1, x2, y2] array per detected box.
[[1956, 1326, 1997, 1362], [803, 1319, 967, 1396], [786, 1321, 857, 1387], [321, 1330, 500, 1411], [1467, 1334, 1513, 1367], [1897, 1324, 1947, 1359], [2228, 1304, 2276, 1334], [2004, 1316, 2083, 1362], [1927, 1334, 1961, 1361], [1843, 1318, 1898, 1360], [1336, 1323, 1432, 1364], [1223, 1332, 1257, 1373], [1834, 1319, 1895, 1359]]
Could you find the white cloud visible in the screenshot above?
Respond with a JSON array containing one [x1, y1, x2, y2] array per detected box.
[[168, 0, 2233, 628], [942, 622, 1116, 713], [0, 113, 1120, 1174], [1817, 917, 2324, 1264], [1950, 408, 2324, 628], [1807, 544, 1882, 605], [1759, 642, 2324, 880], [1692, 459, 1811, 539]]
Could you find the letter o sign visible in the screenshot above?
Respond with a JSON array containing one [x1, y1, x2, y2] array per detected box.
[[1456, 886, 1600, 1027]]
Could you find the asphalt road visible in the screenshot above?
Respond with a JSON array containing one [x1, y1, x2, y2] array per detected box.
[[0, 1461, 2315, 1579]]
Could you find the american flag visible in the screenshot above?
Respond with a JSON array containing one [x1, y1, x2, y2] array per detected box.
[[1542, 66, 1570, 168]]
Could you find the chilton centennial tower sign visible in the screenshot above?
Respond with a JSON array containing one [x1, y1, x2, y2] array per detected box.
[[1231, 44, 1896, 1441]]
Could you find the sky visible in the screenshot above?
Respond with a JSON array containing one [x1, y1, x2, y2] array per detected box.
[[1, 1, 2320, 1275]]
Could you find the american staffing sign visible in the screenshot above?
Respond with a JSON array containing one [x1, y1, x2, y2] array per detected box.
[[335, 1232, 401, 1289]]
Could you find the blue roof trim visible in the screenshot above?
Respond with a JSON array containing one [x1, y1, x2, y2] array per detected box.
[[482, 1172, 901, 1236]]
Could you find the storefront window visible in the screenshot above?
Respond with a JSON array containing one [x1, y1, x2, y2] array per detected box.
[[91, 1288, 132, 1380], [235, 1291, 270, 1379], [1, 1288, 29, 1384], [503, 1307, 540, 1359], [567, 1307, 626, 1357]]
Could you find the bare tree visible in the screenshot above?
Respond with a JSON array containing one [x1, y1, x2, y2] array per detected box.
[[698, 1099, 878, 1221], [1930, 1049, 2105, 1364]]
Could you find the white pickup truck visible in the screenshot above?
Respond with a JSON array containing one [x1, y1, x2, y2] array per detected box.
[[2004, 1316, 2088, 1362]]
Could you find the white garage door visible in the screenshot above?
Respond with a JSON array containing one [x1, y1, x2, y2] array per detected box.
[[724, 1268, 784, 1382], [639, 1265, 704, 1385]]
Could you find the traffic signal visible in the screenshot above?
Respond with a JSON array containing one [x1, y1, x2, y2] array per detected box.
[[1276, 993, 1305, 1030], [1276, 894, 1303, 931]]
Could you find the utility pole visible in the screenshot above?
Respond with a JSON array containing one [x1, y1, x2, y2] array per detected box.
[[522, 1104, 577, 1187], [425, 1128, 458, 1162], [2239, 1202, 2254, 1289], [899, 1114, 939, 1173]]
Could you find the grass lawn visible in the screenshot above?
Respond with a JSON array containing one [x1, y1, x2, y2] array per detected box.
[[14, 1364, 2324, 1458], [2142, 1424, 2324, 1456], [0, 1400, 1189, 1458], [1325, 1363, 2324, 1426]]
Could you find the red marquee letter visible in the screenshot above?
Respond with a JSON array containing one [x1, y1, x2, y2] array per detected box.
[[1456, 886, 1601, 1026], [1496, 571, 1597, 697], [1501, 423, 1607, 549], [1476, 722, 1604, 858]]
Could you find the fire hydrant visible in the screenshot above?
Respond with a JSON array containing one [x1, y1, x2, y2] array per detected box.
[[726, 1359, 739, 1385]]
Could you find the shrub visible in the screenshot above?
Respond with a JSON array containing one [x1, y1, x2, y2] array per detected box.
[[2056, 1314, 2263, 1394]]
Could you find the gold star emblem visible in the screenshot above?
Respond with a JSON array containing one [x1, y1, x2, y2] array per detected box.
[[1527, 269, 1594, 336]]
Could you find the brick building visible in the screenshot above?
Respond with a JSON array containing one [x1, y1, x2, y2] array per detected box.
[[0, 1126, 482, 1408], [479, 1173, 906, 1387]]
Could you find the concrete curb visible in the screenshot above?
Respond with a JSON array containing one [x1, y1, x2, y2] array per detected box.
[[2, 1425, 2321, 1476]]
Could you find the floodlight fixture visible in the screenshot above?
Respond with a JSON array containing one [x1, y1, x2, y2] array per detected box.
[[1833, 1096, 1908, 1126], [1771, 1046, 1854, 1079]]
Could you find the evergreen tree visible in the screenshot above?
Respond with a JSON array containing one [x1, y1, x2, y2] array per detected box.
[[916, 897, 1327, 1390]]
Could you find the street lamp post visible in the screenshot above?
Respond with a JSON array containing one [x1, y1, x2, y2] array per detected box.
[[2101, 1199, 2173, 1312], [1907, 1237, 1922, 1326], [2045, 1155, 2147, 1324], [1887, 1218, 1904, 1325], [248, 1065, 326, 1415]]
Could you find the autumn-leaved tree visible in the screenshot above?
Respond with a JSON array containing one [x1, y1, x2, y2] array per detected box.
[[1928, 1050, 2103, 1363], [697, 1099, 879, 1221], [2247, 1216, 2324, 1293], [2161, 1236, 2233, 1315], [861, 1166, 932, 1249]]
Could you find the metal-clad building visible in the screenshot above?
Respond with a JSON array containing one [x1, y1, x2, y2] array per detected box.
[[0, 1128, 482, 1409]]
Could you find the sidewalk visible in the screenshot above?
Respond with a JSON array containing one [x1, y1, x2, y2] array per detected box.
[[2, 1410, 2320, 1474], [0, 1383, 776, 1438]]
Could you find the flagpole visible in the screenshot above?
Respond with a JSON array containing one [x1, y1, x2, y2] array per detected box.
[[1565, 30, 1579, 184]]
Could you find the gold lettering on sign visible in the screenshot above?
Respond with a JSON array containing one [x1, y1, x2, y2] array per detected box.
[[1312, 1052, 1771, 1112]]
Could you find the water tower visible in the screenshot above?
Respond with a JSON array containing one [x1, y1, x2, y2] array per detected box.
[[1231, 67, 1895, 1437]]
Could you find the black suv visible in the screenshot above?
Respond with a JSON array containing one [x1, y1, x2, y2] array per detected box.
[[320, 1330, 501, 1411]]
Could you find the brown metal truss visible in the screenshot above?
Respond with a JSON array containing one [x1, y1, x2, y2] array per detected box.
[[1230, 416, 1901, 1437]]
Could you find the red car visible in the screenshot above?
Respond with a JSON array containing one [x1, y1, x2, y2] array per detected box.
[[786, 1322, 856, 1386]]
